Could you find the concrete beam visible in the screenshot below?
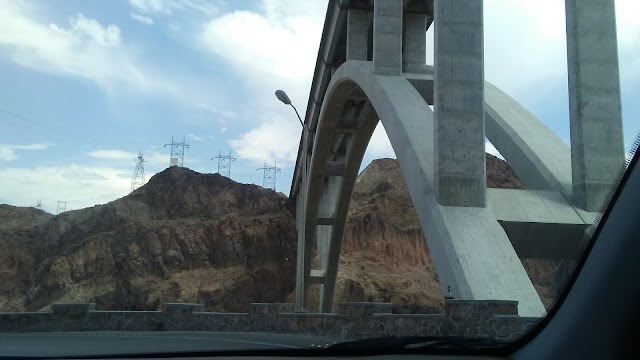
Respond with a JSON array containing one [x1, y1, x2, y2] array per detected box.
[[310, 270, 326, 284], [317, 217, 335, 226], [373, 0, 403, 75], [434, 0, 486, 207], [565, 0, 625, 211], [487, 189, 593, 259], [405, 72, 434, 105]]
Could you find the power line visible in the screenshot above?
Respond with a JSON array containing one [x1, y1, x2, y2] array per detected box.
[[131, 151, 146, 193], [256, 161, 281, 191], [0, 108, 101, 145], [164, 137, 189, 167], [211, 150, 236, 179], [0, 107, 163, 149]]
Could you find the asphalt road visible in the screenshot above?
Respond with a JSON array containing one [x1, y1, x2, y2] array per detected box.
[[0, 331, 346, 357]]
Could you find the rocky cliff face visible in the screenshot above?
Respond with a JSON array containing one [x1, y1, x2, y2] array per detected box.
[[0, 167, 296, 312], [0, 156, 572, 313], [0, 205, 52, 311], [320, 155, 572, 312]]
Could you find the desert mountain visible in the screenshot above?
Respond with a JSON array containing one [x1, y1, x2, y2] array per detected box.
[[0, 167, 296, 312], [0, 155, 572, 313]]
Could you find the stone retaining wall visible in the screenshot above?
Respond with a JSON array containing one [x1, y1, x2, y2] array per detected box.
[[0, 301, 541, 341]]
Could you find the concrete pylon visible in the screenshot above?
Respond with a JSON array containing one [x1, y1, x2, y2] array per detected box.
[[565, 0, 625, 212], [434, 0, 486, 207], [373, 0, 403, 75]]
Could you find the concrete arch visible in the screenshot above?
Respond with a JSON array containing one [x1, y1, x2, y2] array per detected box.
[[303, 60, 553, 316]]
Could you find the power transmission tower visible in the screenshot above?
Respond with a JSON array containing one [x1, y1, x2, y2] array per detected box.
[[35, 200, 42, 210], [211, 150, 236, 178], [164, 136, 189, 167], [55, 200, 69, 214], [131, 151, 146, 193], [257, 161, 281, 191]]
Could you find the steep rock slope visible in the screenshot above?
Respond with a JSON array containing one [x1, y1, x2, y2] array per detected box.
[[0, 205, 52, 310], [1, 167, 296, 312], [307, 155, 570, 312]]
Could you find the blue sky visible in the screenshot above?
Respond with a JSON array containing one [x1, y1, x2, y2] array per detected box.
[[0, 0, 638, 214]]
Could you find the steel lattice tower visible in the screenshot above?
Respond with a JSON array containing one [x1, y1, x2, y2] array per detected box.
[[257, 161, 281, 191], [131, 151, 146, 193], [211, 150, 236, 178], [164, 137, 190, 167], [55, 200, 69, 214]]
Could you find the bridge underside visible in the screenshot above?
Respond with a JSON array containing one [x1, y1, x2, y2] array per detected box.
[[291, 0, 621, 317]]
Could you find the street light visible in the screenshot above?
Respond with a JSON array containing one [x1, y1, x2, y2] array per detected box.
[[274, 89, 311, 313], [275, 90, 305, 130]]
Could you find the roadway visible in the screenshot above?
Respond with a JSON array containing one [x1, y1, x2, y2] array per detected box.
[[0, 331, 346, 357]]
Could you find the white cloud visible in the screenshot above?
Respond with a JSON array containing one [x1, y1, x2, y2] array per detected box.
[[197, 104, 238, 119], [482, 0, 639, 97], [423, 0, 640, 99], [200, 9, 321, 80], [0, 2, 186, 98], [87, 149, 137, 160], [365, 122, 395, 159], [0, 164, 154, 212], [185, 133, 205, 142], [0, 143, 52, 161], [130, 13, 154, 25], [129, 0, 218, 16], [201, 1, 326, 166], [86, 148, 169, 168], [196, 104, 239, 133], [229, 116, 300, 164]]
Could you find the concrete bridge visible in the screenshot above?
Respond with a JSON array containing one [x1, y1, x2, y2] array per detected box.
[[289, 0, 624, 317]]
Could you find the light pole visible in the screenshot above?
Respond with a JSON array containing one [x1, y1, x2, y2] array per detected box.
[[275, 89, 310, 312], [275, 90, 306, 130]]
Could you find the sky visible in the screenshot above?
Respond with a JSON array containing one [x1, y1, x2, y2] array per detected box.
[[0, 0, 638, 214]]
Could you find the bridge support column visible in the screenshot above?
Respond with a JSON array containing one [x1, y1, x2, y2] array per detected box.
[[317, 176, 342, 313], [294, 134, 313, 311], [434, 0, 486, 207], [347, 9, 369, 61], [373, 0, 403, 75], [565, 0, 625, 211], [294, 181, 307, 311], [403, 12, 427, 73]]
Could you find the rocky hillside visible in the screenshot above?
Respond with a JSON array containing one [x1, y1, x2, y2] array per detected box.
[[0, 155, 573, 313], [0, 167, 296, 312], [304, 154, 570, 312], [0, 205, 53, 311]]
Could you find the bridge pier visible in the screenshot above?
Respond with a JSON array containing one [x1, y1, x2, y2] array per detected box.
[[566, 0, 625, 211], [347, 8, 369, 61], [373, 0, 403, 75], [403, 5, 429, 73], [434, 0, 486, 207]]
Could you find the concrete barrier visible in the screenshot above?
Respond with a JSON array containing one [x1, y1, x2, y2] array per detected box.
[[0, 300, 541, 341]]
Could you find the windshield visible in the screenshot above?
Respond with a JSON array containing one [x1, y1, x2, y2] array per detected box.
[[0, 0, 638, 357]]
